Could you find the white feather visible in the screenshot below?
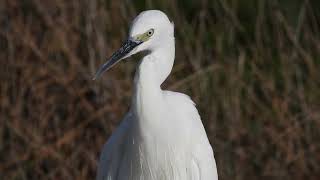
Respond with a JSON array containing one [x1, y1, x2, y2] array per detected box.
[[96, 10, 218, 180]]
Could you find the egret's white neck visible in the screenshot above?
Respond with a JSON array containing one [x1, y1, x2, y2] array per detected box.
[[132, 36, 175, 125]]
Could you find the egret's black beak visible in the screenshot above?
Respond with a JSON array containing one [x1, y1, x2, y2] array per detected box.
[[93, 39, 143, 80]]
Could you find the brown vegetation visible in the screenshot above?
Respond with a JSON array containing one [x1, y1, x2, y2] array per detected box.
[[1, 0, 320, 179]]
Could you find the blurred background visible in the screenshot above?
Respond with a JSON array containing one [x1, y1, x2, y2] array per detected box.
[[1, 0, 320, 179]]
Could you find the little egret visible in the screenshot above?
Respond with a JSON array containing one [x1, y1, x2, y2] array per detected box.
[[94, 10, 218, 180]]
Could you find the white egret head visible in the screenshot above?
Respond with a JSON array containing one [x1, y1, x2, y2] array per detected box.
[[94, 10, 174, 80]]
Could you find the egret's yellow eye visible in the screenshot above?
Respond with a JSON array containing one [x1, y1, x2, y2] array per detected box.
[[146, 29, 154, 37], [135, 28, 155, 42]]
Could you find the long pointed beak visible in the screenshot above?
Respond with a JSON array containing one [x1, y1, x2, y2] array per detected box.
[[93, 38, 143, 80]]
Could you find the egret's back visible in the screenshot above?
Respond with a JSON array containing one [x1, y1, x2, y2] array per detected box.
[[97, 91, 217, 180]]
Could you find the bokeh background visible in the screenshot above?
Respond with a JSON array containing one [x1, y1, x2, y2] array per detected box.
[[1, 0, 320, 179]]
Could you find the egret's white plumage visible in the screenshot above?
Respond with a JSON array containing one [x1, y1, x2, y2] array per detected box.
[[96, 10, 218, 180]]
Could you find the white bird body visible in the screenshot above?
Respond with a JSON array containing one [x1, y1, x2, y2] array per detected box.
[[96, 10, 218, 180]]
